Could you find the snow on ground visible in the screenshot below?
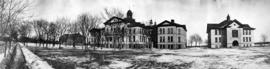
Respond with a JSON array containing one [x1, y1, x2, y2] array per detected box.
[[25, 42, 270, 69], [0, 54, 3, 63], [0, 41, 5, 63], [132, 47, 270, 69], [19, 43, 54, 69], [109, 60, 132, 68]]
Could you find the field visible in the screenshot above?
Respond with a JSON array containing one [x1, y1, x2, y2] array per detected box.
[[26, 43, 270, 69]]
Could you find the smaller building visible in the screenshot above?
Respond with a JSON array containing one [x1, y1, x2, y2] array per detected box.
[[59, 33, 86, 45], [206, 15, 255, 48], [157, 19, 187, 49]]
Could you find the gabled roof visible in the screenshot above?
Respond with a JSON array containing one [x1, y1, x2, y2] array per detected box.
[[157, 20, 187, 31], [206, 19, 255, 33], [127, 22, 145, 28], [103, 16, 146, 28], [104, 17, 125, 25]]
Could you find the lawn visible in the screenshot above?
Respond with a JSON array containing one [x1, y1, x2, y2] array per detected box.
[[26, 43, 270, 69]]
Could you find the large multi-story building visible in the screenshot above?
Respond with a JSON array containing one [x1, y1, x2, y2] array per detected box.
[[157, 20, 187, 49], [90, 10, 153, 49], [206, 15, 255, 48], [90, 10, 187, 49]]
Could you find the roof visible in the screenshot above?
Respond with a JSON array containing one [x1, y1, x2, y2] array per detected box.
[[206, 19, 255, 33], [157, 20, 187, 31], [103, 16, 146, 28], [89, 28, 105, 33], [104, 17, 125, 25]]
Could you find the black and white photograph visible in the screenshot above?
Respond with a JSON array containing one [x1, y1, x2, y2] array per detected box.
[[1, 0, 270, 69]]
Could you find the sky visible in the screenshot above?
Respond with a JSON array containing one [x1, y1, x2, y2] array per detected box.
[[29, 0, 270, 42]]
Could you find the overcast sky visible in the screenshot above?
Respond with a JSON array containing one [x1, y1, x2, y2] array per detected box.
[[30, 0, 270, 42]]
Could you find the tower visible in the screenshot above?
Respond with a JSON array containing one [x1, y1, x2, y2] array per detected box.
[[127, 10, 133, 19], [227, 14, 230, 20]]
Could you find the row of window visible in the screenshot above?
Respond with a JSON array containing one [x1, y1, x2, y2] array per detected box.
[[243, 37, 251, 42], [243, 30, 251, 35], [215, 37, 221, 43], [159, 36, 181, 42], [106, 27, 147, 34], [215, 29, 222, 35], [243, 44, 252, 47], [168, 28, 174, 34], [158, 44, 182, 49], [168, 36, 173, 42], [104, 36, 148, 42], [160, 36, 165, 42], [159, 28, 181, 34], [215, 29, 252, 37]]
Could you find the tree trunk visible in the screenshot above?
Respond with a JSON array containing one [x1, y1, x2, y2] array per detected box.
[[4, 41, 7, 57], [73, 42, 76, 49]]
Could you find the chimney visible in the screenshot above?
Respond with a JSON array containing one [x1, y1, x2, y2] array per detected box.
[[171, 19, 175, 23], [150, 20, 153, 25]]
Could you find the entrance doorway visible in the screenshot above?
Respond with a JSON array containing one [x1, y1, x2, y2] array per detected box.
[[232, 40, 239, 46]]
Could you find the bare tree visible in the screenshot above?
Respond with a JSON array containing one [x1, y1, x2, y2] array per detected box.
[[0, 0, 32, 36], [189, 34, 202, 46], [77, 13, 101, 50], [0, 0, 32, 57], [18, 21, 32, 45], [102, 8, 125, 20], [32, 19, 49, 47], [55, 18, 70, 49], [48, 23, 57, 47]]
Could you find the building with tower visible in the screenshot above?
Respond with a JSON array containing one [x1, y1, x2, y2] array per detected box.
[[90, 10, 154, 49], [90, 10, 187, 49], [206, 15, 255, 48]]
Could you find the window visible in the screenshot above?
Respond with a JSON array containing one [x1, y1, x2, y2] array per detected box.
[[249, 37, 251, 42], [219, 37, 221, 42], [133, 36, 135, 42], [178, 29, 181, 34], [178, 37, 181, 42], [163, 36, 165, 42], [246, 37, 248, 42], [171, 28, 173, 34], [160, 36, 162, 42], [168, 36, 170, 42], [246, 30, 248, 35], [167, 28, 173, 34], [162, 28, 165, 34], [171, 36, 173, 42], [243, 37, 245, 42], [249, 30, 251, 35], [232, 30, 238, 37], [215, 29, 218, 35], [167, 28, 170, 34], [215, 37, 218, 43], [243, 30, 245, 35], [168, 36, 173, 42]]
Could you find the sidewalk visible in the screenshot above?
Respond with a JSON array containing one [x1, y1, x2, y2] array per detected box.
[[0, 53, 3, 63], [0, 44, 28, 69]]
